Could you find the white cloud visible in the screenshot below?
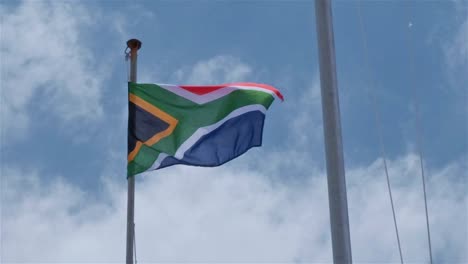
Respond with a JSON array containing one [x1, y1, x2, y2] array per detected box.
[[289, 76, 323, 149], [1, 154, 466, 263], [0, 1, 105, 141], [443, 3, 468, 89], [171, 55, 253, 84]]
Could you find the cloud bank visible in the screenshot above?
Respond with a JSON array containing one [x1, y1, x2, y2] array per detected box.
[[0, 1, 104, 141], [1, 154, 466, 263]]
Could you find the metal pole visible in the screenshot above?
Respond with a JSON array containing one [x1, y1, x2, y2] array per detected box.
[[126, 38, 142, 264], [314, 1, 352, 263]]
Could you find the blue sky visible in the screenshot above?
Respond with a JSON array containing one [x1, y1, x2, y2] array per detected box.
[[1, 0, 466, 263]]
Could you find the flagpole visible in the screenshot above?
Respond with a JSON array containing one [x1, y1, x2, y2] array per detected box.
[[314, 0, 353, 263], [126, 38, 141, 264]]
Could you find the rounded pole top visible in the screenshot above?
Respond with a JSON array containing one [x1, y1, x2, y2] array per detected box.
[[127, 39, 142, 50]]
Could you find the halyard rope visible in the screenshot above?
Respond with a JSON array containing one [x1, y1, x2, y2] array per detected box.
[[125, 46, 131, 81], [356, 2, 404, 263], [403, 5, 434, 264]]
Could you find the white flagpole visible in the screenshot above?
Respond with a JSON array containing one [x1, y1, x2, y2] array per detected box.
[[314, 0, 353, 263], [126, 38, 141, 264]]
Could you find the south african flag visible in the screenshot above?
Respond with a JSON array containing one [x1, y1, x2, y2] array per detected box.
[[128, 82, 283, 177]]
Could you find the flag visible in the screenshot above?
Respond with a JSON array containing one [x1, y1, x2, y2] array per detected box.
[[127, 82, 283, 176]]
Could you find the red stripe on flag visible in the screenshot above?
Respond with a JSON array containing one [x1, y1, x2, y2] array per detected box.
[[178, 85, 226, 95], [179, 82, 284, 101]]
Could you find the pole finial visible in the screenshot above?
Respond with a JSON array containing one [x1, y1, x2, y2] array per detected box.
[[127, 39, 142, 50]]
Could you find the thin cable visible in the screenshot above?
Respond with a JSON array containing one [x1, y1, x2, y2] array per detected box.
[[133, 222, 137, 264], [404, 7, 433, 264], [356, 2, 404, 263], [125, 47, 131, 82]]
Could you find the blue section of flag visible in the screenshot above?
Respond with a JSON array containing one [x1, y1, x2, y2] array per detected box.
[[158, 110, 265, 169]]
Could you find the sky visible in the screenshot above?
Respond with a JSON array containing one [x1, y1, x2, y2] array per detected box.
[[0, 0, 467, 263]]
